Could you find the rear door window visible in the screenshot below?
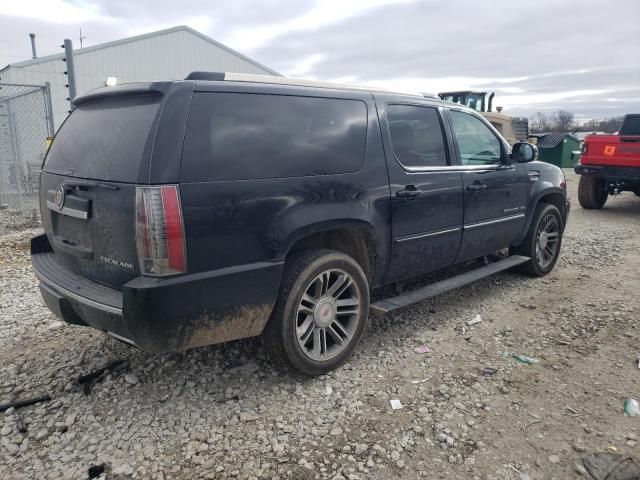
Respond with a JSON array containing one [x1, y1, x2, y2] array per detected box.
[[181, 92, 368, 181], [44, 95, 161, 182], [386, 104, 448, 168]]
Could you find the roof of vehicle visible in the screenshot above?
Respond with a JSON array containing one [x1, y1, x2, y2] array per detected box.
[[186, 71, 432, 100], [74, 72, 461, 111]]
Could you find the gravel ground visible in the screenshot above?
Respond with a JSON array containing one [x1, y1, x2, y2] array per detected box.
[[0, 208, 40, 236], [1, 171, 639, 480]]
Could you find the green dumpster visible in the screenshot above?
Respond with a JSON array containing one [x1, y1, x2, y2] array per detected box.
[[529, 133, 581, 168]]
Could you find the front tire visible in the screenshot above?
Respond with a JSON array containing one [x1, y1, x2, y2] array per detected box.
[[578, 175, 608, 209], [263, 249, 370, 376], [512, 203, 563, 277]]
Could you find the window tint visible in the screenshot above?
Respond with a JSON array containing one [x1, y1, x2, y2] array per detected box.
[[620, 115, 640, 136], [181, 93, 368, 181], [45, 96, 160, 181], [450, 110, 502, 165], [387, 105, 448, 168]]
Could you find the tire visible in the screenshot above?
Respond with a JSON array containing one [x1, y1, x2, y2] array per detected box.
[[512, 203, 563, 277], [578, 176, 608, 209], [263, 249, 370, 376]]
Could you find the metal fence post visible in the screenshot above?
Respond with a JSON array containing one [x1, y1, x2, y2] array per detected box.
[[0, 100, 7, 207], [44, 82, 55, 136], [6, 101, 24, 212], [63, 39, 77, 112]]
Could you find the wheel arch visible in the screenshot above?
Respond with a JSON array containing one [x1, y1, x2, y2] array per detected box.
[[513, 187, 567, 248], [282, 221, 380, 285], [526, 187, 567, 233]]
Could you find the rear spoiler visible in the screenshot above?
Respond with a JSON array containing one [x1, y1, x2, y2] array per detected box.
[[73, 82, 173, 106]]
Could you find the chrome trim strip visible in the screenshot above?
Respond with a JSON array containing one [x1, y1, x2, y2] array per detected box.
[[46, 201, 89, 220], [402, 164, 513, 174], [107, 331, 137, 346], [36, 271, 123, 315], [395, 227, 461, 243], [464, 213, 525, 230]]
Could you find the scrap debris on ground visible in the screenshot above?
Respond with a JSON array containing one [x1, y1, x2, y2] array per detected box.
[[1, 172, 639, 480]]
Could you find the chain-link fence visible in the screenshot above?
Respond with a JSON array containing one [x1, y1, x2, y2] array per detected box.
[[0, 83, 54, 213]]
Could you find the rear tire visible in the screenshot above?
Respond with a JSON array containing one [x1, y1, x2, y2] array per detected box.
[[578, 176, 608, 209], [263, 249, 369, 376], [512, 203, 563, 277]]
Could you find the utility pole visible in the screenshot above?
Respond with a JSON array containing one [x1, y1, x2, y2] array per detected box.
[[79, 28, 87, 48], [62, 39, 77, 112]]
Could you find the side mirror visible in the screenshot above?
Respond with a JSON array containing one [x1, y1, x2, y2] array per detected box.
[[512, 142, 538, 163]]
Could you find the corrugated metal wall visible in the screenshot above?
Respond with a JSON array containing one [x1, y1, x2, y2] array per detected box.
[[1, 29, 276, 130]]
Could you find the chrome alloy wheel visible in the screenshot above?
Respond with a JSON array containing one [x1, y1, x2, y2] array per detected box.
[[535, 213, 560, 269], [295, 269, 361, 361]]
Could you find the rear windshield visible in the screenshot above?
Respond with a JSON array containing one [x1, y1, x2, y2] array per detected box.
[[44, 95, 161, 182], [181, 92, 368, 181], [620, 115, 640, 136]]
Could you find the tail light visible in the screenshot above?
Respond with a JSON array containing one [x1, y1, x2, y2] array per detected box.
[[135, 185, 186, 276], [581, 142, 588, 155]]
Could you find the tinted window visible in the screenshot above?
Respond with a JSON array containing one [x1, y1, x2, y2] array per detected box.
[[450, 110, 502, 165], [181, 93, 367, 181], [620, 115, 640, 136], [387, 104, 448, 168], [45, 96, 160, 181]]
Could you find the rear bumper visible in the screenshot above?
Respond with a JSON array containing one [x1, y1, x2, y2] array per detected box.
[[31, 235, 283, 353], [574, 164, 640, 184]]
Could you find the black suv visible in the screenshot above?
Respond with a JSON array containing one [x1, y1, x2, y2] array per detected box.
[[32, 72, 569, 375]]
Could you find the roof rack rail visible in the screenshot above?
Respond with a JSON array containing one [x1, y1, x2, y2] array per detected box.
[[185, 71, 226, 81], [184, 71, 423, 97]]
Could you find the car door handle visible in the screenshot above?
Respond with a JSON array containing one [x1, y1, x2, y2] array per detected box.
[[466, 183, 487, 192], [396, 186, 420, 200]]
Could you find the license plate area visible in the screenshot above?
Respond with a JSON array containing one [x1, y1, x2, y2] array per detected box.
[[52, 213, 93, 253]]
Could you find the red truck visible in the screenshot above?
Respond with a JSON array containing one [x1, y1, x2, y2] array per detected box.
[[575, 114, 640, 208]]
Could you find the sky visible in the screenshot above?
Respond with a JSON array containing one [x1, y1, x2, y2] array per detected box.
[[0, 0, 639, 121]]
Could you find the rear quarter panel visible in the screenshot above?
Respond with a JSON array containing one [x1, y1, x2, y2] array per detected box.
[[178, 84, 392, 287]]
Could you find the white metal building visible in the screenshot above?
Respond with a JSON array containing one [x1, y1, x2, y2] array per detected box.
[[0, 26, 280, 130]]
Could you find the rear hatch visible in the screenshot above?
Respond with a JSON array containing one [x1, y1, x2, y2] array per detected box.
[[40, 87, 164, 288]]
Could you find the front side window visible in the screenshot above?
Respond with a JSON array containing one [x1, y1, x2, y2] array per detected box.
[[387, 104, 448, 168], [450, 110, 502, 165]]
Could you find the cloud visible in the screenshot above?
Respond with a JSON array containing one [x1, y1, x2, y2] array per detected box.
[[224, 0, 416, 51], [2, 0, 114, 23], [0, 0, 638, 118]]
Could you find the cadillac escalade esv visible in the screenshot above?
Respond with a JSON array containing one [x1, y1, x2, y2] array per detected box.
[[32, 72, 569, 375]]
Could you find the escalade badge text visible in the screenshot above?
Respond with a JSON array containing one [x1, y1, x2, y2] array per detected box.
[[100, 256, 134, 271], [55, 185, 65, 209]]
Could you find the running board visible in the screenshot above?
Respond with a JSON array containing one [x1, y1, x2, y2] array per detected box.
[[370, 255, 530, 314]]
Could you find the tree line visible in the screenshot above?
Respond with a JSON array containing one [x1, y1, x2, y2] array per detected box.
[[529, 111, 624, 134]]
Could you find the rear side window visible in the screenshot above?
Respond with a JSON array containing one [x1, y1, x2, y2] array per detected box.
[[181, 93, 368, 181], [386, 104, 448, 168], [45, 95, 160, 182]]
